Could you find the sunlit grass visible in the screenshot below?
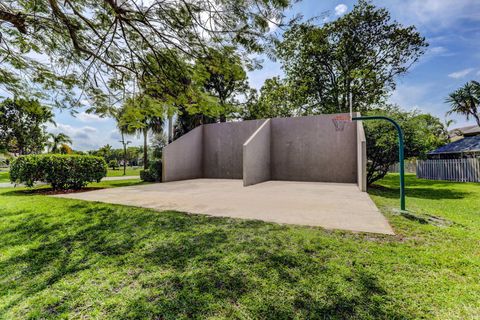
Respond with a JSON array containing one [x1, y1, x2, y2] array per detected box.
[[0, 171, 9, 183], [0, 175, 479, 319], [107, 166, 141, 177]]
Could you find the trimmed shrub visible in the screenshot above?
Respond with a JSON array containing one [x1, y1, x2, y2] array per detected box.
[[140, 169, 155, 182], [140, 159, 162, 182], [10, 154, 107, 189]]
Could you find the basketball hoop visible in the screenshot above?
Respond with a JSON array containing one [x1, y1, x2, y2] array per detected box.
[[332, 114, 352, 132]]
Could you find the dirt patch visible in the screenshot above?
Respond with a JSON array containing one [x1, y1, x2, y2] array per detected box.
[[390, 208, 453, 227]]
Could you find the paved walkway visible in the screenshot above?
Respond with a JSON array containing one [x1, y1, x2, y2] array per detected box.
[[0, 175, 139, 188], [55, 179, 394, 234], [102, 176, 139, 181]]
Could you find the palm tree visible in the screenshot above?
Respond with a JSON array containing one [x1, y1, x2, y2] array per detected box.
[[446, 81, 480, 127], [141, 113, 164, 169], [47, 133, 72, 153], [114, 106, 135, 175], [120, 94, 165, 169], [98, 144, 113, 161]]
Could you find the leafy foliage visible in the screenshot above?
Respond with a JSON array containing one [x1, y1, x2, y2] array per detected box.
[[10, 154, 107, 189], [446, 80, 480, 126], [96, 144, 114, 162], [0, 0, 291, 108], [108, 160, 119, 170], [47, 132, 72, 153], [364, 106, 449, 185], [89, 145, 141, 166], [195, 46, 249, 121], [120, 94, 165, 169], [243, 77, 296, 119], [263, 0, 427, 115], [0, 98, 54, 155], [140, 159, 162, 182]]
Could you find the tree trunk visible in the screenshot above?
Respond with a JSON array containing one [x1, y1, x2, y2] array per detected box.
[[143, 128, 148, 169], [220, 100, 227, 122], [121, 132, 127, 176], [168, 116, 173, 143], [473, 112, 480, 127]]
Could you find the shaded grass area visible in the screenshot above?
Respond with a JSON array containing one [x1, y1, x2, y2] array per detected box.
[[0, 171, 9, 183], [0, 175, 479, 319], [107, 166, 141, 177], [1, 179, 145, 196]]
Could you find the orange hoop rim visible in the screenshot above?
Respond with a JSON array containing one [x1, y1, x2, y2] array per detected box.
[[331, 114, 352, 122]]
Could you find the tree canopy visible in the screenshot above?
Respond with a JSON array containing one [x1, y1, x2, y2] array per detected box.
[[119, 93, 165, 168], [262, 0, 427, 115], [364, 106, 449, 185], [243, 77, 296, 119], [195, 46, 249, 121], [47, 132, 73, 153], [0, 98, 54, 155], [0, 0, 292, 109]]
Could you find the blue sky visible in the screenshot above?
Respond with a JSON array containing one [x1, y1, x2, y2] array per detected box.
[[50, 0, 480, 150]]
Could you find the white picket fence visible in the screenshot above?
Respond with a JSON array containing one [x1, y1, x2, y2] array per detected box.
[[416, 158, 480, 182]]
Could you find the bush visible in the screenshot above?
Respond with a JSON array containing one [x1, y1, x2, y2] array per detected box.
[[140, 159, 162, 182], [108, 159, 119, 170], [364, 106, 449, 185], [10, 154, 107, 189], [140, 169, 155, 182]]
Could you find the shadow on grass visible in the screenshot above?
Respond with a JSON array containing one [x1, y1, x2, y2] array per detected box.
[[0, 180, 146, 197], [91, 180, 146, 188], [0, 199, 415, 319], [369, 184, 469, 200]]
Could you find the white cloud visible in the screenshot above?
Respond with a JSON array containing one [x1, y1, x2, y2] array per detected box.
[[334, 4, 348, 16], [389, 0, 480, 30], [448, 68, 474, 79], [389, 83, 432, 109], [47, 123, 99, 149], [76, 112, 109, 122], [48, 123, 97, 138], [429, 46, 447, 55], [110, 129, 122, 141], [46, 122, 143, 151]]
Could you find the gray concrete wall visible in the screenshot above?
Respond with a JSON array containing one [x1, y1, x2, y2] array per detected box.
[[162, 126, 203, 182], [162, 114, 362, 187], [243, 119, 271, 186], [356, 117, 367, 191], [270, 114, 357, 183], [202, 120, 266, 179]]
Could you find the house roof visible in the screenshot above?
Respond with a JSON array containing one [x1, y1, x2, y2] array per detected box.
[[449, 125, 480, 138], [429, 135, 480, 154]]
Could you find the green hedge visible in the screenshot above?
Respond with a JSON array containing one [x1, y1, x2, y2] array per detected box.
[[140, 159, 162, 182], [10, 154, 107, 190]]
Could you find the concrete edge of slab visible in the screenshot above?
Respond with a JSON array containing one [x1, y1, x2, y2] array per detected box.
[[53, 179, 395, 235]]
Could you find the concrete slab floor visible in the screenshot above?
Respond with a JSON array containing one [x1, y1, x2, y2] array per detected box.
[[54, 179, 394, 235]]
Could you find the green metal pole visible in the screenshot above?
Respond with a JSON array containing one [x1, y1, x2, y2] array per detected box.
[[352, 115, 406, 211]]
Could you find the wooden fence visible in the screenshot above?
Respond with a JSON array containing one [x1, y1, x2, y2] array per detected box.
[[389, 160, 417, 173], [416, 158, 480, 182]]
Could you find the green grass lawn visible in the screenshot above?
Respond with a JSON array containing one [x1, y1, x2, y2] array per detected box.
[[0, 171, 9, 183], [107, 166, 141, 177], [0, 175, 479, 319]]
